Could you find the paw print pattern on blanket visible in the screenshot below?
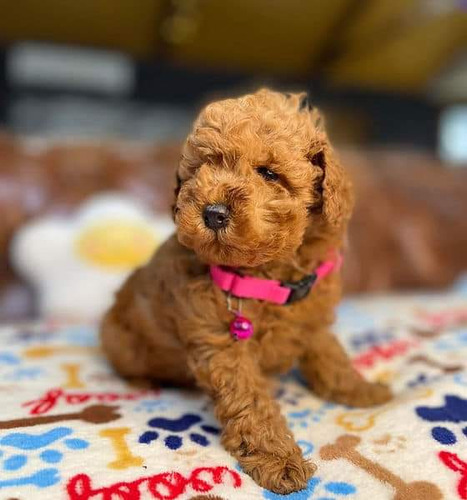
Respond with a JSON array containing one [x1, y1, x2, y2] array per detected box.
[[0, 349, 46, 382], [407, 373, 430, 388], [3, 367, 45, 382], [0, 426, 88, 490], [134, 398, 175, 413], [454, 373, 467, 387], [288, 402, 335, 429], [370, 434, 407, 454], [0, 352, 20, 365], [431, 426, 467, 445], [416, 395, 467, 423], [349, 328, 395, 352], [434, 331, 467, 352], [297, 440, 314, 457], [416, 395, 467, 499], [139, 413, 220, 450], [275, 386, 308, 406]]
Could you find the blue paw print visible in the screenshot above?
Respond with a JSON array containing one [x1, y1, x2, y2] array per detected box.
[[453, 373, 467, 387], [430, 425, 467, 445], [3, 453, 27, 471], [435, 331, 467, 351], [263, 477, 356, 499], [63, 325, 98, 347], [0, 352, 20, 366], [349, 329, 394, 352], [416, 394, 467, 453], [416, 395, 467, 423], [335, 302, 376, 333], [297, 440, 314, 457], [275, 387, 308, 406], [3, 367, 45, 381], [0, 427, 88, 490], [134, 398, 174, 413], [407, 373, 429, 388], [14, 328, 55, 344], [406, 372, 445, 389], [288, 403, 335, 429], [139, 413, 220, 450]]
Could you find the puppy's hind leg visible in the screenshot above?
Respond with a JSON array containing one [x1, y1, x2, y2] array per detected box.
[[101, 309, 156, 379], [300, 329, 392, 407], [100, 309, 194, 387]]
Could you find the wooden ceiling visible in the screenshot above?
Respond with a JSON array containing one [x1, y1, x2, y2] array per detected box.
[[0, 0, 466, 94]]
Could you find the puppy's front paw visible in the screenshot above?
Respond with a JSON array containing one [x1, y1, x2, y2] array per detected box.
[[239, 448, 316, 494]]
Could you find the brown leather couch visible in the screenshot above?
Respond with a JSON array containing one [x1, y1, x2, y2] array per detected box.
[[1, 134, 466, 320]]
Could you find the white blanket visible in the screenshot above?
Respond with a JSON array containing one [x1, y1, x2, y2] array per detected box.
[[0, 290, 466, 499]]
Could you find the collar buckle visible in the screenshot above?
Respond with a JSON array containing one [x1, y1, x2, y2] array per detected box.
[[282, 273, 317, 305]]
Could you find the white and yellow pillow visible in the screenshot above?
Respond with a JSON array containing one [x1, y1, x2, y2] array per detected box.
[[11, 194, 174, 320]]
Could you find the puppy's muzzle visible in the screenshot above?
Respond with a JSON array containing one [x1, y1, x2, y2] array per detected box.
[[203, 204, 230, 230]]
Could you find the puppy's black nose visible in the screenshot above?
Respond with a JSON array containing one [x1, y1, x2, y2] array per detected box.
[[203, 204, 230, 230]]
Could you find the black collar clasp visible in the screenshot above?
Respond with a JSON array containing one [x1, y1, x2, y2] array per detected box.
[[281, 273, 317, 305]]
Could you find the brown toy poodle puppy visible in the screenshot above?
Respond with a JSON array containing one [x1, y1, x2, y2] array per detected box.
[[101, 89, 392, 494]]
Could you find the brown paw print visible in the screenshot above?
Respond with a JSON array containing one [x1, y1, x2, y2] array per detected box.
[[371, 434, 407, 454]]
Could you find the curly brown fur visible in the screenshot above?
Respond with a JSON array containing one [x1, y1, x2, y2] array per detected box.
[[101, 89, 392, 494]]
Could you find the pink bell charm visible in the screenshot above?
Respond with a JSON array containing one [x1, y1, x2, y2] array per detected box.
[[230, 314, 254, 340]]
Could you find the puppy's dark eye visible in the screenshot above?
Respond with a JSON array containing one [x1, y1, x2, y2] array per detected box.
[[256, 166, 279, 182], [309, 151, 325, 169]]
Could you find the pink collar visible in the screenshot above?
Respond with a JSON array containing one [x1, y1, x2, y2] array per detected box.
[[210, 252, 342, 305]]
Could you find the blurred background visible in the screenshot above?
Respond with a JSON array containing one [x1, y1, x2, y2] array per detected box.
[[0, 0, 466, 322]]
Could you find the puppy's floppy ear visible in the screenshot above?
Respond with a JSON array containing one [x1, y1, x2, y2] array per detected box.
[[308, 138, 354, 231], [298, 93, 312, 112], [284, 91, 314, 112]]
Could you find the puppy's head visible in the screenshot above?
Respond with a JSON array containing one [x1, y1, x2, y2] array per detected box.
[[174, 89, 353, 267]]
